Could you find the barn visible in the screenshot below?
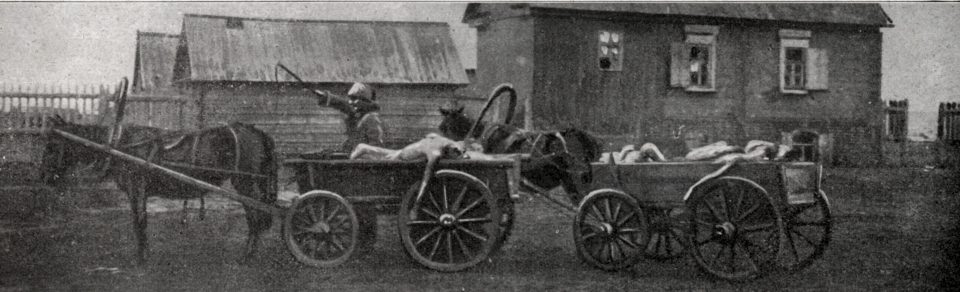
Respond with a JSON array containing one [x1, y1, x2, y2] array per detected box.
[[170, 14, 471, 154], [462, 3, 893, 166], [129, 31, 196, 131]]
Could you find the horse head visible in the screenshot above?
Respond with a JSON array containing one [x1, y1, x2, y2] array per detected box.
[[438, 103, 476, 141], [41, 115, 110, 185]]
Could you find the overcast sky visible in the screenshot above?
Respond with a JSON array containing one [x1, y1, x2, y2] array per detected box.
[[0, 2, 957, 139]]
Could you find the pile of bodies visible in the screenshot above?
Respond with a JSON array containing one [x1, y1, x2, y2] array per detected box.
[[599, 140, 800, 164]]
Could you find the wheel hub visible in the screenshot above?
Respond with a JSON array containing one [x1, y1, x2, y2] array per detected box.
[[439, 214, 457, 227], [310, 222, 331, 234], [599, 222, 615, 235], [714, 222, 737, 241]]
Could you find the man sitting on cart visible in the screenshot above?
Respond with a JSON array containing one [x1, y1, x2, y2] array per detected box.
[[313, 82, 385, 152]]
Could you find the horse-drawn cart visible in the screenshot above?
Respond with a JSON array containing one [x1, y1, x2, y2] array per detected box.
[[51, 127, 522, 272], [448, 83, 832, 281], [43, 77, 523, 272], [574, 160, 831, 281]]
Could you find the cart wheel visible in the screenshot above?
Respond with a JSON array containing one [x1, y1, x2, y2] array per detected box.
[[284, 190, 360, 268], [398, 170, 502, 272], [573, 189, 646, 271], [687, 177, 783, 281], [642, 207, 687, 261], [780, 190, 832, 272]]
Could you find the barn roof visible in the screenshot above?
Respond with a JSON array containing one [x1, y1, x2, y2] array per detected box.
[[173, 14, 469, 85], [133, 31, 181, 93], [463, 3, 893, 27]]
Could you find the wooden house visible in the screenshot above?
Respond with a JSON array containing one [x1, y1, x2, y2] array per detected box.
[[171, 14, 471, 154], [463, 3, 893, 166], [130, 31, 194, 130]]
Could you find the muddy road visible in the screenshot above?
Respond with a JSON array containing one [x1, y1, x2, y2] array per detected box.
[[1, 167, 957, 291]]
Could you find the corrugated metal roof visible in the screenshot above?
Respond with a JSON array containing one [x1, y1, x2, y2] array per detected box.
[[464, 3, 893, 27], [176, 14, 469, 84], [133, 32, 181, 93]]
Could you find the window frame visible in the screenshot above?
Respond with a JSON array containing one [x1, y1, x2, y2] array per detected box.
[[683, 25, 718, 92], [779, 29, 811, 95], [597, 29, 624, 72]]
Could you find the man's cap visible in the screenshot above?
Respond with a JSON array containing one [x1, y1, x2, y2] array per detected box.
[[348, 82, 375, 101]]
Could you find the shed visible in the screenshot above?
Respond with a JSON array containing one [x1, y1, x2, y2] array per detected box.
[[463, 3, 893, 166], [172, 14, 472, 153]]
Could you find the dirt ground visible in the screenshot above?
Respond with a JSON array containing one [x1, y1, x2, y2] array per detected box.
[[1, 167, 958, 291]]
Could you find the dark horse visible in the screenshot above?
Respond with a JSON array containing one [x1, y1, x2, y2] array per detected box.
[[41, 116, 277, 263], [438, 105, 602, 204]]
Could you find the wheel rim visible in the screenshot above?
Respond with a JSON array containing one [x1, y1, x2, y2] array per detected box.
[[284, 191, 359, 268], [643, 207, 686, 260], [573, 189, 645, 271], [398, 171, 501, 272], [780, 190, 832, 271], [688, 177, 783, 281]]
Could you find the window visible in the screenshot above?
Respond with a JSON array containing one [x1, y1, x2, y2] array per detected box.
[[670, 25, 718, 92], [779, 29, 829, 94], [598, 30, 623, 71], [784, 48, 805, 90]]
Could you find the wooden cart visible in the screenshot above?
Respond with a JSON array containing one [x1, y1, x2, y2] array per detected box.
[[283, 156, 521, 272], [572, 160, 831, 281]]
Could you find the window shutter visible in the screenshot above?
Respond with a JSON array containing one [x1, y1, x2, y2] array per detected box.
[[806, 48, 829, 90], [670, 42, 691, 87]]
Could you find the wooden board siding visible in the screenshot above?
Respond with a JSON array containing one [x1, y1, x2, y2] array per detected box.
[[744, 26, 883, 123], [473, 17, 536, 129], [195, 84, 476, 154], [523, 17, 882, 165]]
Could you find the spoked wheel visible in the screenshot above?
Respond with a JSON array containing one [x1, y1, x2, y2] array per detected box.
[[573, 189, 646, 271], [780, 190, 832, 272], [642, 207, 687, 260], [398, 170, 503, 272], [284, 190, 360, 268], [687, 177, 784, 281]]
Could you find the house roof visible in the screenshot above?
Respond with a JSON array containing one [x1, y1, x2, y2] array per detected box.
[[463, 3, 893, 27], [174, 14, 469, 84], [133, 31, 181, 93]]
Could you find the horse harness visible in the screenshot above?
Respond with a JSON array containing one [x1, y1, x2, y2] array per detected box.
[[96, 124, 269, 180]]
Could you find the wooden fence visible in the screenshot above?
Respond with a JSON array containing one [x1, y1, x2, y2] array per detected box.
[[0, 84, 191, 134], [0, 84, 111, 133], [940, 102, 960, 143], [884, 100, 908, 141]]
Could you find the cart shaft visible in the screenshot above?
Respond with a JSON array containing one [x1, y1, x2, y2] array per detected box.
[[51, 129, 283, 217]]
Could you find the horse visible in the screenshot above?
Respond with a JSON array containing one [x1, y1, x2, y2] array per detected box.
[[41, 115, 278, 264], [438, 106, 603, 204]]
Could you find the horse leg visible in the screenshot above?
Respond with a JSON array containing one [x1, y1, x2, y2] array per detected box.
[[124, 176, 150, 264], [234, 179, 273, 262]]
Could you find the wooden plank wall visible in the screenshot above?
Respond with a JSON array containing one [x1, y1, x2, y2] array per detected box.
[[198, 84, 477, 155], [123, 94, 194, 131]]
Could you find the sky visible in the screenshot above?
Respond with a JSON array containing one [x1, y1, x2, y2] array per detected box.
[[0, 2, 958, 140]]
